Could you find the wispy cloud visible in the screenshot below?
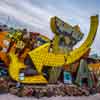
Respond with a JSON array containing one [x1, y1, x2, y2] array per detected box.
[[0, 0, 100, 54], [0, 0, 54, 38]]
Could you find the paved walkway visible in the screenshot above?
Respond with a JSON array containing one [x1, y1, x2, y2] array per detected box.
[[0, 94, 100, 100]]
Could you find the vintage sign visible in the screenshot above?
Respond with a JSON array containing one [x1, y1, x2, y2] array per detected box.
[[50, 16, 83, 41], [8, 15, 98, 84], [64, 71, 72, 84]]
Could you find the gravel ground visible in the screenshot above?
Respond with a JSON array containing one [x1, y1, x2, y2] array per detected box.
[[0, 94, 100, 100]]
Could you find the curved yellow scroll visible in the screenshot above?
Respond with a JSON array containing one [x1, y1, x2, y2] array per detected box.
[[66, 15, 99, 64]]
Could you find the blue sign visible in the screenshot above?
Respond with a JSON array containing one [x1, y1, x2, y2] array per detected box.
[[64, 71, 72, 84]]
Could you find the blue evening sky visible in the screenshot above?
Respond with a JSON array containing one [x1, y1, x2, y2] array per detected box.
[[0, 0, 100, 55]]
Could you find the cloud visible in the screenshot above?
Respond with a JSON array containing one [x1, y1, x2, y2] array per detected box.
[[0, 0, 100, 54], [0, 0, 54, 38]]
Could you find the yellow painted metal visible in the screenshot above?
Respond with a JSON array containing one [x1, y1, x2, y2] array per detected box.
[[9, 53, 48, 84], [52, 34, 60, 53], [50, 16, 57, 34], [29, 43, 65, 73], [8, 15, 99, 84]]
